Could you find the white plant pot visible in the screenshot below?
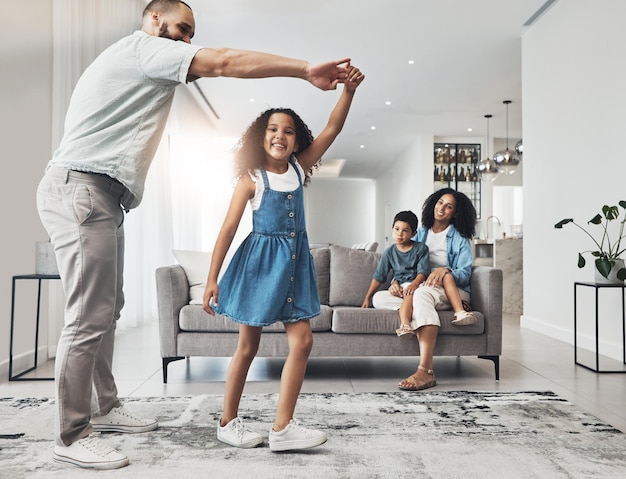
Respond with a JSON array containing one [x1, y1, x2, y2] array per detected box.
[[594, 258, 625, 284]]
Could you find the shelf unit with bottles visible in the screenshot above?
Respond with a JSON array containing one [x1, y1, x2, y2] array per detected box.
[[433, 143, 481, 218]]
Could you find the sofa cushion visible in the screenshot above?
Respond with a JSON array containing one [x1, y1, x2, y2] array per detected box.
[[351, 242, 379, 252], [173, 249, 211, 305], [331, 306, 399, 333], [310, 247, 330, 305], [329, 244, 390, 307], [178, 304, 332, 332], [331, 307, 484, 334]]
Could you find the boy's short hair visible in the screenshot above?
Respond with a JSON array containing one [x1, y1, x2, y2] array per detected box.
[[393, 210, 418, 233]]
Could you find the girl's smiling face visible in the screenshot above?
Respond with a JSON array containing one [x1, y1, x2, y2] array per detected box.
[[263, 113, 298, 165], [434, 193, 457, 224]]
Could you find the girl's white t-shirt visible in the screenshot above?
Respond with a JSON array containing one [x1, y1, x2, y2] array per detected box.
[[426, 225, 450, 269], [249, 160, 305, 211]]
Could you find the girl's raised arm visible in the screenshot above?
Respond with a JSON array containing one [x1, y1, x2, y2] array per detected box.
[[297, 66, 364, 172]]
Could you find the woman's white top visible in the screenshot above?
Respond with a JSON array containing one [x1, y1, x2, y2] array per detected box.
[[426, 225, 450, 269]]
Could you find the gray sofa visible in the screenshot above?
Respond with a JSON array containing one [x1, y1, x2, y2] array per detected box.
[[156, 244, 503, 383]]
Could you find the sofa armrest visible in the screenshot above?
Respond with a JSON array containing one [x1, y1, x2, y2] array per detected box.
[[470, 266, 503, 355], [156, 265, 190, 358]]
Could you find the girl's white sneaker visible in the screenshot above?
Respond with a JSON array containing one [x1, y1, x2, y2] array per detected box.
[[269, 419, 327, 452], [217, 417, 263, 448]]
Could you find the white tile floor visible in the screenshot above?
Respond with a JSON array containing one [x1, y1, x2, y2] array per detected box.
[[2, 313, 625, 432]]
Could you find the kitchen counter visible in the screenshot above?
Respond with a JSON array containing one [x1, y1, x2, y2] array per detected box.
[[495, 238, 523, 314]]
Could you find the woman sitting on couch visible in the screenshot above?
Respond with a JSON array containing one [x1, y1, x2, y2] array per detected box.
[[372, 188, 477, 391]]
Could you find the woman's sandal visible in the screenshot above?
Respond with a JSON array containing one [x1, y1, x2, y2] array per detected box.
[[395, 324, 414, 337], [398, 366, 436, 391]]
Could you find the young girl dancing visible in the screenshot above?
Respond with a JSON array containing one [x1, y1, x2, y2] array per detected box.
[[203, 65, 364, 451]]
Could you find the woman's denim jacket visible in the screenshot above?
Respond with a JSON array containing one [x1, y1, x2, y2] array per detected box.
[[414, 225, 473, 293]]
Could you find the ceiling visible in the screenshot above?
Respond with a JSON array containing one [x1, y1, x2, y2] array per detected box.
[[185, 0, 552, 178]]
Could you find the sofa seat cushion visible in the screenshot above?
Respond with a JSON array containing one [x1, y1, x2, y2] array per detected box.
[[179, 304, 332, 332], [331, 307, 484, 334], [331, 307, 399, 334]]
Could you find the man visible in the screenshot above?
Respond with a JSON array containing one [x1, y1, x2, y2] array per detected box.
[[36, 0, 349, 470]]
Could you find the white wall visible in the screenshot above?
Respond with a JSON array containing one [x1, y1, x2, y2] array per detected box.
[[305, 178, 376, 247], [0, 1, 53, 376], [374, 135, 433, 250], [522, 0, 626, 360], [375, 134, 512, 247]]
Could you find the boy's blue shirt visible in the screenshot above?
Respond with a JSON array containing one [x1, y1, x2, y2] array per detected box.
[[414, 225, 473, 292], [373, 240, 430, 284]]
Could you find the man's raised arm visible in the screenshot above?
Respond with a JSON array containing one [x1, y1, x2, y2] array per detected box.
[[188, 48, 350, 90]]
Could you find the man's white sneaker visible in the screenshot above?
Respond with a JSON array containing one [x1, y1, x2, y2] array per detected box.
[[269, 419, 327, 452], [53, 434, 129, 470], [91, 405, 158, 433], [217, 417, 264, 448]]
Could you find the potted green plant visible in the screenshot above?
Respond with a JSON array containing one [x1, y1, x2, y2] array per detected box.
[[555, 201, 626, 283]]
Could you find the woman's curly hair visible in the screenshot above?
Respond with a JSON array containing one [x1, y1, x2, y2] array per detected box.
[[421, 188, 477, 238], [233, 108, 318, 185]]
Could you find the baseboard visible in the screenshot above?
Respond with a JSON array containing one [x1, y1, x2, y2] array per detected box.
[[521, 314, 624, 362], [0, 346, 50, 380]]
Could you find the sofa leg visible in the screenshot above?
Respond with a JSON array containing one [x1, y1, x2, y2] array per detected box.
[[478, 355, 500, 381], [162, 357, 185, 383]]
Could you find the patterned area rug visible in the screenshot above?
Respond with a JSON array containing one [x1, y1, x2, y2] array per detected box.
[[1, 391, 625, 479]]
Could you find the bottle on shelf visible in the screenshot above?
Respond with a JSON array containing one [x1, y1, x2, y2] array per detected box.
[[433, 142, 481, 217], [471, 167, 478, 182], [457, 166, 465, 182]]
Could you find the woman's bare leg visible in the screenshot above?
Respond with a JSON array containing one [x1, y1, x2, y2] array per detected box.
[[398, 325, 439, 390]]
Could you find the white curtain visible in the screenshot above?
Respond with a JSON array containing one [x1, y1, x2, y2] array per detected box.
[[52, 0, 144, 149], [51, 0, 248, 328], [120, 86, 245, 327], [119, 139, 175, 328]]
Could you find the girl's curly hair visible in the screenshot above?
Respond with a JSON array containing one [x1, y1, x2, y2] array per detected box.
[[421, 188, 477, 238], [233, 108, 318, 185]]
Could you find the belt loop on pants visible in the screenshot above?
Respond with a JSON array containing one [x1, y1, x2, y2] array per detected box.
[[45, 166, 133, 211]]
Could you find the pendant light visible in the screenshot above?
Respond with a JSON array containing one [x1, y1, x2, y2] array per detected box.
[[493, 100, 520, 175], [477, 114, 499, 182]]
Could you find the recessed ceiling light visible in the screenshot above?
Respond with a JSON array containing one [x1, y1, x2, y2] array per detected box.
[[360, 145, 365, 149], [408, 60, 415, 65], [249, 98, 255, 102], [370, 126, 376, 130], [385, 101, 391, 106], [467, 128, 473, 132]]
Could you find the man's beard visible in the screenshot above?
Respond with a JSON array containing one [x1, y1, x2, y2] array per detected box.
[[158, 22, 175, 40]]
